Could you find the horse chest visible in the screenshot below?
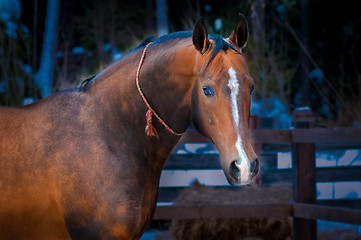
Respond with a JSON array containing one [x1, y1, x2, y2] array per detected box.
[[61, 150, 161, 239]]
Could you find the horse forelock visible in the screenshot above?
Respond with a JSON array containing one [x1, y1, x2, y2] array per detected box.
[[206, 35, 240, 67]]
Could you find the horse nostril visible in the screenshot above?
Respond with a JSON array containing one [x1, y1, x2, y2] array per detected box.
[[250, 158, 259, 176], [229, 161, 241, 181]]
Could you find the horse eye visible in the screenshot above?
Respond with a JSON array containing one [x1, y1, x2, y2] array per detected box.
[[202, 86, 214, 97], [250, 84, 255, 95]]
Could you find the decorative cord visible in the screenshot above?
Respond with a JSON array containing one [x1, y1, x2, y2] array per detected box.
[[135, 43, 185, 138]]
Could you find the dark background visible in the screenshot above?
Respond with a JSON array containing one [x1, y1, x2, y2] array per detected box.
[[1, 0, 360, 126]]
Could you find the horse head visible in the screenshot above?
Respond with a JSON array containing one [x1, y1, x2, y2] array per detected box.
[[191, 14, 259, 185]]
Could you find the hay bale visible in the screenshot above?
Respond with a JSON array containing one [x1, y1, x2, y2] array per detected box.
[[172, 217, 292, 240], [171, 181, 293, 240], [172, 181, 293, 205]]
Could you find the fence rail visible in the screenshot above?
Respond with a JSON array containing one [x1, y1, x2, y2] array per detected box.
[[154, 203, 361, 225], [154, 203, 293, 220], [176, 128, 361, 145]]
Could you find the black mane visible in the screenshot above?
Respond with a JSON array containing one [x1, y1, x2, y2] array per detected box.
[[137, 30, 241, 66], [133, 36, 157, 52], [138, 31, 239, 64], [81, 32, 240, 89], [154, 31, 193, 44]]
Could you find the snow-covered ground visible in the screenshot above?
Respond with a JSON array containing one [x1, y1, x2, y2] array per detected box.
[[277, 150, 361, 200]]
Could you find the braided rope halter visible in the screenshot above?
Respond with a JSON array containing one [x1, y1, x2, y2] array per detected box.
[[136, 43, 185, 138]]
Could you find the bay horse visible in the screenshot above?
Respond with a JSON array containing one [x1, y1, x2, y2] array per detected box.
[[0, 14, 258, 239]]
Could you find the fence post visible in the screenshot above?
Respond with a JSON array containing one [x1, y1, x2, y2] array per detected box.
[[292, 108, 317, 240]]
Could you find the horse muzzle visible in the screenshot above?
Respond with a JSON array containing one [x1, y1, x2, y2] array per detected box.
[[226, 157, 259, 186]]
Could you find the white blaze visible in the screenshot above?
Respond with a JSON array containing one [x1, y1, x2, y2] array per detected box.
[[227, 67, 250, 183], [228, 67, 240, 127]]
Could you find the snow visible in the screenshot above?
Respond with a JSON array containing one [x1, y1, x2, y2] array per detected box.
[[112, 48, 122, 61], [317, 182, 361, 200], [277, 150, 361, 169], [176, 143, 218, 155], [214, 18, 222, 31], [159, 170, 229, 187], [0, 12, 18, 38], [309, 68, 324, 84], [251, 96, 292, 129], [0, 80, 6, 93], [139, 232, 156, 240], [103, 43, 112, 52], [0, 0, 21, 20], [56, 51, 63, 58], [22, 97, 36, 106], [278, 150, 361, 200], [72, 46, 84, 55], [204, 4, 213, 12]]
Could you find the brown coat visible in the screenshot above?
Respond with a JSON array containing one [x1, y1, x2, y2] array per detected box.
[[0, 15, 258, 239]]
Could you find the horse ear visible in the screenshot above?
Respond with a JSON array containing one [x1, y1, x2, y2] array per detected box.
[[229, 13, 249, 49], [193, 18, 210, 54]]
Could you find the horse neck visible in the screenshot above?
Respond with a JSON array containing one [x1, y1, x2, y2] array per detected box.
[[86, 40, 198, 169], [139, 41, 197, 136]]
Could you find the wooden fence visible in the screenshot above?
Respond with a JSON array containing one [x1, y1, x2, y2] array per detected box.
[[153, 109, 361, 240]]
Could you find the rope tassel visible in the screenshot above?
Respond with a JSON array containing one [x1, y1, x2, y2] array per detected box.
[[136, 42, 184, 138], [145, 110, 158, 138]]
